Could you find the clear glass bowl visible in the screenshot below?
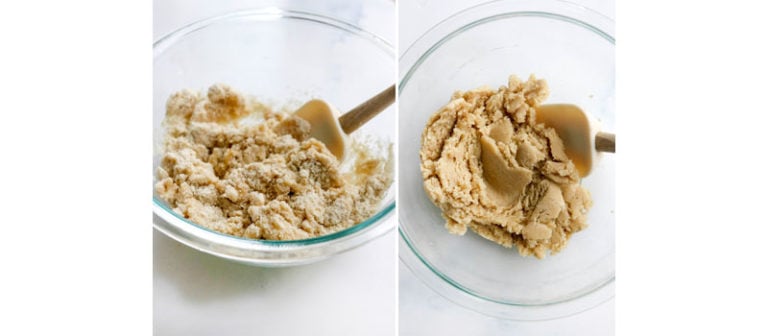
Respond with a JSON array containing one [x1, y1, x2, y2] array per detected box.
[[153, 8, 395, 267], [398, 0, 614, 320]]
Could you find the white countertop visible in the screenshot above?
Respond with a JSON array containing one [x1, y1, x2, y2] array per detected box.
[[154, 230, 396, 335], [154, 0, 614, 334]]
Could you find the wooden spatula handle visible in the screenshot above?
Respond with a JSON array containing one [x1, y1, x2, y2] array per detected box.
[[595, 132, 615, 153], [339, 84, 395, 134]]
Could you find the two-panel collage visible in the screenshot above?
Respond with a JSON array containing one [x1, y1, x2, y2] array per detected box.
[[153, 0, 614, 334]]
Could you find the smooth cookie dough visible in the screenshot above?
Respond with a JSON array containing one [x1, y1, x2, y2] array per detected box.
[[155, 84, 393, 240], [419, 75, 592, 258]]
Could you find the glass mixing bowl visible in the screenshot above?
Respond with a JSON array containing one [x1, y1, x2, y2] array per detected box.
[[398, 0, 614, 320], [153, 8, 395, 267]]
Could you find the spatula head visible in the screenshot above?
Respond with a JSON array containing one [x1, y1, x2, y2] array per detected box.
[[294, 99, 347, 161], [535, 104, 593, 177]]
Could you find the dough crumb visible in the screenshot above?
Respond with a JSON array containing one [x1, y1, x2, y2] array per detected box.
[[419, 75, 592, 258], [156, 84, 393, 240]]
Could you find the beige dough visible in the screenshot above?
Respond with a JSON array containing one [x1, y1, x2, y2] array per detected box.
[[419, 75, 592, 258], [155, 84, 392, 240]]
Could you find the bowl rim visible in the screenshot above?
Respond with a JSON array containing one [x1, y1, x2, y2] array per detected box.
[[152, 7, 396, 258], [398, 0, 615, 320], [154, 7, 394, 57]]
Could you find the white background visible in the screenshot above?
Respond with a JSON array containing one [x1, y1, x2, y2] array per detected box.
[[397, 0, 615, 335], [3, 0, 768, 336], [153, 1, 397, 335]]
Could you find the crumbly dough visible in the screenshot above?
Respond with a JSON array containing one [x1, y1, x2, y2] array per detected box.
[[419, 75, 592, 258], [155, 84, 392, 240]]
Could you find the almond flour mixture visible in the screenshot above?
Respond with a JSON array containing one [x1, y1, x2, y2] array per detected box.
[[155, 84, 392, 240], [419, 75, 592, 258]]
